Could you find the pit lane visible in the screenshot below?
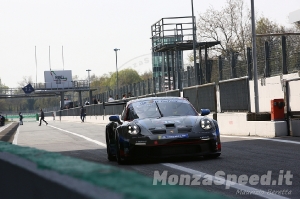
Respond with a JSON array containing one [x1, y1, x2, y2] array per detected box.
[[10, 120, 300, 199]]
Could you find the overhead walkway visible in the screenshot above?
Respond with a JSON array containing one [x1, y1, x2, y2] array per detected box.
[[0, 80, 96, 106]]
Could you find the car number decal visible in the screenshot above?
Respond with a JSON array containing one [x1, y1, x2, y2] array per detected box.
[[158, 134, 189, 139]]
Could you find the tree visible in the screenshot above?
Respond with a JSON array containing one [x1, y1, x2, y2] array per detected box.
[[34, 96, 60, 110], [91, 69, 142, 92], [256, 17, 286, 42], [255, 17, 292, 76], [90, 73, 111, 93], [0, 79, 9, 112], [109, 69, 142, 89], [196, 0, 252, 59], [140, 70, 153, 80]]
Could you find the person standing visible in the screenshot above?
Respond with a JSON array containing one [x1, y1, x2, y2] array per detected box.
[[0, 114, 5, 126], [93, 98, 98, 104], [108, 95, 114, 102], [80, 106, 86, 122], [19, 112, 23, 125], [127, 92, 134, 98], [39, 109, 48, 126]]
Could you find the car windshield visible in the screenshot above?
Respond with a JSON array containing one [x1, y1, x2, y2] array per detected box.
[[132, 99, 198, 119]]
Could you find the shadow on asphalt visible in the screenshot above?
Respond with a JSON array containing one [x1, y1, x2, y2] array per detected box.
[[0, 122, 19, 143]]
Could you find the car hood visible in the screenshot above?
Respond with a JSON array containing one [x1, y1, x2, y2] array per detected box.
[[136, 116, 200, 129]]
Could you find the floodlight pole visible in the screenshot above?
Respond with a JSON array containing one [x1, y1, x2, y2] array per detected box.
[[86, 69, 91, 103], [114, 48, 120, 99], [191, 0, 198, 85], [86, 69, 91, 87], [251, 0, 259, 113], [35, 46, 37, 87]]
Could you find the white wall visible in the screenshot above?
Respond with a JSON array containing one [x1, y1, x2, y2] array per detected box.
[[217, 113, 288, 137], [249, 73, 300, 112], [288, 80, 300, 111]]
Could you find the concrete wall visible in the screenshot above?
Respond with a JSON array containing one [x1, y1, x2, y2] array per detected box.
[[217, 113, 287, 137], [290, 119, 300, 136], [289, 80, 300, 111], [249, 73, 300, 112]]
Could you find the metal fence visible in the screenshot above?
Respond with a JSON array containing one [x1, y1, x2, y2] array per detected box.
[[183, 83, 216, 113], [90, 36, 299, 102], [219, 77, 250, 112], [47, 35, 300, 115]]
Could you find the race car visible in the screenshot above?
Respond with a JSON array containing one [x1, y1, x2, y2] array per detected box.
[[105, 97, 221, 164]]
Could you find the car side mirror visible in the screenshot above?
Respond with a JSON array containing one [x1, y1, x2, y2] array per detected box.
[[200, 109, 210, 116], [109, 115, 123, 124]]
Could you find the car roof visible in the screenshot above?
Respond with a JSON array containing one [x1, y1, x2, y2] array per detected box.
[[128, 96, 187, 105]]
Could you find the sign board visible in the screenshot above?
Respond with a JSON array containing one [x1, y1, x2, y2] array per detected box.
[[289, 9, 300, 23], [22, 83, 34, 94], [44, 70, 73, 89]]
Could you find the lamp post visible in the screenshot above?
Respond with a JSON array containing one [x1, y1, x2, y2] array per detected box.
[[250, 0, 259, 113], [191, 0, 198, 85], [86, 69, 91, 103], [86, 69, 91, 87], [114, 48, 120, 99]]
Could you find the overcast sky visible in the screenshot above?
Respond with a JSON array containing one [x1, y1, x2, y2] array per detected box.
[[0, 0, 299, 88]]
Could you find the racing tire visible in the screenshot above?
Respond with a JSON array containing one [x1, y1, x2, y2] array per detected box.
[[107, 145, 115, 161], [115, 134, 128, 165], [106, 131, 115, 161]]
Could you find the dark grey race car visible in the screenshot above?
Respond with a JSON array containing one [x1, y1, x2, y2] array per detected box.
[[105, 97, 221, 164]]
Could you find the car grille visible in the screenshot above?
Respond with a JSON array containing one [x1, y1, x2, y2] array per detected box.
[[150, 129, 166, 134], [178, 128, 192, 133], [150, 128, 192, 134], [132, 142, 212, 157], [160, 145, 200, 155]]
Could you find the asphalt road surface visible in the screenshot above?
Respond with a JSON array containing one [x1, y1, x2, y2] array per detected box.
[[6, 120, 300, 199]]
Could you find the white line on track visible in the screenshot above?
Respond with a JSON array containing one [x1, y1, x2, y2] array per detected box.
[[221, 135, 300, 145], [162, 163, 290, 199], [24, 124, 291, 199], [12, 124, 20, 145], [48, 125, 107, 147], [0, 122, 14, 132]]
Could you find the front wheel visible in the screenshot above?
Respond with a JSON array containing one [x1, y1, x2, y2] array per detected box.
[[107, 145, 115, 161], [106, 131, 115, 161], [115, 134, 128, 165]]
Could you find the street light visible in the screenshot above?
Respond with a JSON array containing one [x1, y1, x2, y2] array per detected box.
[[250, 0, 259, 113], [114, 48, 120, 99], [191, 0, 198, 84], [86, 69, 91, 87], [86, 69, 91, 104], [71, 80, 75, 109]]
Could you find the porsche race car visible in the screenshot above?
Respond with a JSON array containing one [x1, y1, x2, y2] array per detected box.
[[105, 97, 221, 164]]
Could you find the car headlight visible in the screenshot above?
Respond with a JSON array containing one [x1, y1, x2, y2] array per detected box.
[[128, 124, 140, 134], [200, 118, 212, 130]]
